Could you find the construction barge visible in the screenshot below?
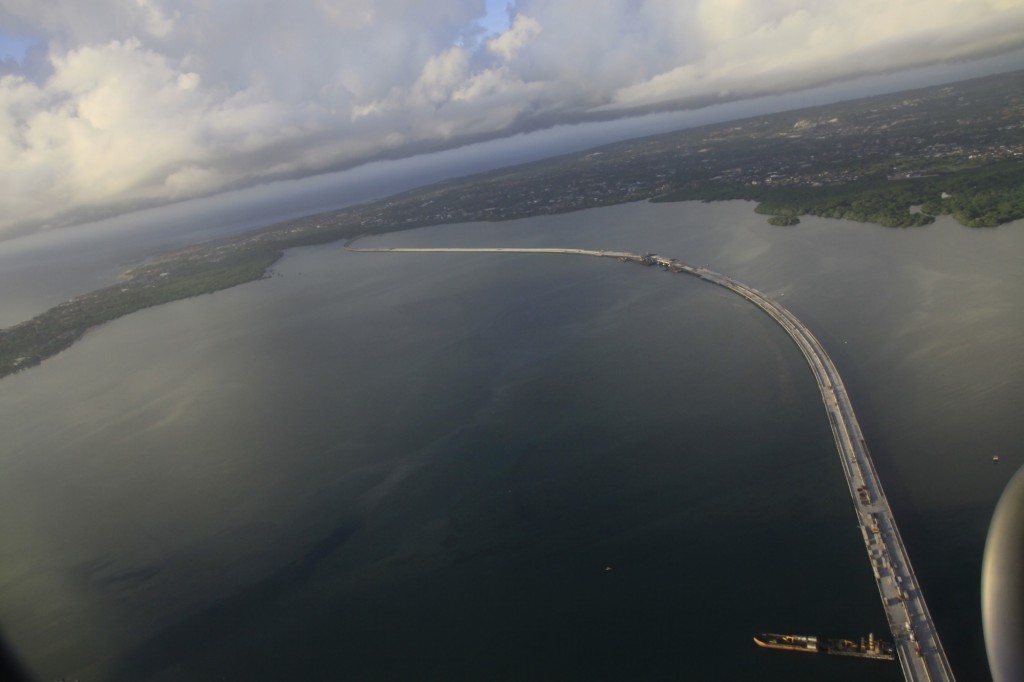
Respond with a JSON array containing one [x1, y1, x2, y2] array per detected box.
[[754, 632, 895, 661]]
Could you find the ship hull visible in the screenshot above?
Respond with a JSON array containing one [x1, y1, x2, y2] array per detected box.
[[753, 633, 819, 653], [754, 632, 895, 661]]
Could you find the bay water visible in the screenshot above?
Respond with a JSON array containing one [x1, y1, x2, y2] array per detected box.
[[1, 200, 1020, 680]]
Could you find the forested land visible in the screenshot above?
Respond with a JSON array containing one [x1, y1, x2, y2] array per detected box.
[[0, 249, 282, 378], [682, 161, 1024, 228]]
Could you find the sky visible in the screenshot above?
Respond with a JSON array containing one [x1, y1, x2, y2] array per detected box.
[[0, 0, 1023, 241]]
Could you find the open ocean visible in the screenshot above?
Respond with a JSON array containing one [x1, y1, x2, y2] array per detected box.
[[1, 200, 1020, 680]]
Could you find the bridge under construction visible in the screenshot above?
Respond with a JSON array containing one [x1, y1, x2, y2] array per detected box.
[[348, 243, 956, 682]]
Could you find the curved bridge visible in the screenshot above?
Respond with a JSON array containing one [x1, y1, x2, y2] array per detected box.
[[348, 244, 956, 682]]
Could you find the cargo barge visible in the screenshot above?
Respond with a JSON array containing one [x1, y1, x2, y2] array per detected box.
[[826, 632, 895, 660], [754, 632, 895, 661], [753, 633, 819, 653]]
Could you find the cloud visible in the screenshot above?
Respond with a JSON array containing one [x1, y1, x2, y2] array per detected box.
[[487, 13, 540, 61], [605, 0, 1024, 110], [0, 0, 1022, 237], [414, 46, 471, 106]]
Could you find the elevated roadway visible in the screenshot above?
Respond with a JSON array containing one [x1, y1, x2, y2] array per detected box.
[[348, 244, 956, 681], [345, 246, 640, 259]]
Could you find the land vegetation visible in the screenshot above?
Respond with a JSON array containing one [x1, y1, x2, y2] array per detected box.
[[2, 69, 1023, 379], [0, 250, 282, 377]]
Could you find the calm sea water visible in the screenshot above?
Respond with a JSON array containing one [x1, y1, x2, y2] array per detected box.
[[1, 200, 1021, 680]]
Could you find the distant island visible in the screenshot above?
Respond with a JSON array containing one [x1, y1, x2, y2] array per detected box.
[[767, 214, 800, 226], [2, 69, 1023, 380]]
